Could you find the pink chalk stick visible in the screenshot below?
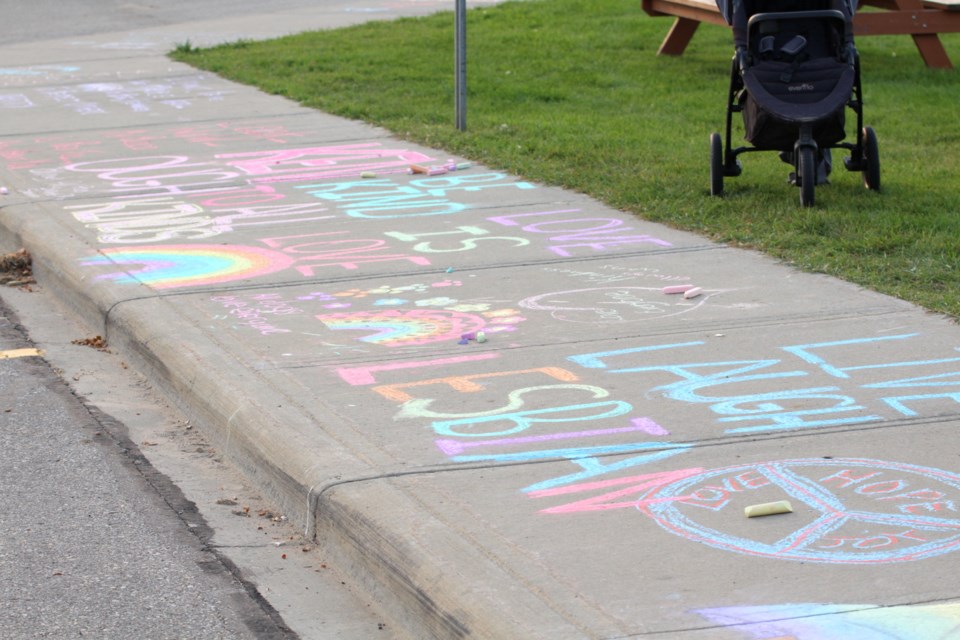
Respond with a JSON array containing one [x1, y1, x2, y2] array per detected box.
[[662, 284, 696, 294]]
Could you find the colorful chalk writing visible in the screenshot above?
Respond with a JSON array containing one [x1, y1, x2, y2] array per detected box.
[[65, 195, 335, 243], [1, 122, 309, 171], [3, 75, 232, 117], [694, 602, 960, 639], [488, 208, 672, 256], [350, 353, 687, 491], [220, 144, 434, 183], [536, 458, 960, 564], [384, 225, 530, 253], [211, 293, 302, 336], [0, 65, 80, 80], [568, 333, 960, 435], [297, 172, 535, 218], [48, 145, 438, 224]]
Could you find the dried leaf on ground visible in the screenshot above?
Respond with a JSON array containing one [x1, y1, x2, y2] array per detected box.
[[72, 335, 109, 350], [0, 248, 34, 287]]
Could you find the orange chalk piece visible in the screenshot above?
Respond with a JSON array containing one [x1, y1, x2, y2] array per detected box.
[[744, 500, 793, 518]]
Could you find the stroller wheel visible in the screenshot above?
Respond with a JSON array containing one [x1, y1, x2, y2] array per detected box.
[[710, 133, 724, 196], [798, 146, 816, 207], [862, 127, 881, 191]]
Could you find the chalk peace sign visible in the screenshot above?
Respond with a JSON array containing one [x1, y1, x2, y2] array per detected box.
[[639, 458, 960, 564]]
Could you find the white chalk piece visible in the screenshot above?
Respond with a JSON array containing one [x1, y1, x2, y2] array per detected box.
[[744, 500, 793, 518], [662, 284, 695, 294], [0, 187, 8, 195], [476, 331, 487, 343], [683, 287, 704, 299]]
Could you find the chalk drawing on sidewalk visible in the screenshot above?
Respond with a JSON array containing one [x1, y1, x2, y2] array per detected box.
[[81, 245, 293, 288], [694, 602, 960, 639], [0, 94, 35, 109], [633, 458, 960, 564], [317, 309, 487, 347], [316, 307, 523, 347], [206, 284, 524, 349], [519, 286, 719, 323], [1, 75, 231, 118]]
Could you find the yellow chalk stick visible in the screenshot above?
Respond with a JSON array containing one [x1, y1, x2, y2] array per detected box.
[[744, 500, 793, 518], [0, 348, 43, 359]]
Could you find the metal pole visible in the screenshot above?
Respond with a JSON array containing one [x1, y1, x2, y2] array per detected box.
[[455, 0, 467, 131]]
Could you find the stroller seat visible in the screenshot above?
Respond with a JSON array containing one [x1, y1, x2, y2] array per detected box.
[[741, 9, 853, 150]]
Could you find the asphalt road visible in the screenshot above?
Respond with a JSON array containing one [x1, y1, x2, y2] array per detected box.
[[0, 293, 293, 639]]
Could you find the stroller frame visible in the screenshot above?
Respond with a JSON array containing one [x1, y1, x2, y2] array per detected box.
[[710, 2, 881, 206]]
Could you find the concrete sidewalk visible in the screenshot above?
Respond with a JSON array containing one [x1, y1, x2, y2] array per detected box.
[[3, 3, 960, 638]]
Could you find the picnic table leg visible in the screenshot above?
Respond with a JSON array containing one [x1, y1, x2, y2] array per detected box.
[[888, 0, 955, 68], [911, 33, 954, 69], [658, 17, 701, 56]]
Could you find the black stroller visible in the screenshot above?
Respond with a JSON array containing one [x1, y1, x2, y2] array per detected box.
[[709, 0, 880, 206]]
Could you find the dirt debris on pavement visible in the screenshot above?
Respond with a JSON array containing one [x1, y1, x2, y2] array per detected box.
[[0, 248, 34, 287]]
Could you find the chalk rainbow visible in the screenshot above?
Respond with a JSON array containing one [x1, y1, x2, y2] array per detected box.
[[317, 309, 485, 347], [81, 245, 294, 289]]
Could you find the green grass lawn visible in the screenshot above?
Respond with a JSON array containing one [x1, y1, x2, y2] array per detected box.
[[171, 0, 960, 316]]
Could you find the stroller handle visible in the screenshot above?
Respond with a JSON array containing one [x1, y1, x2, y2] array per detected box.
[[746, 9, 847, 30]]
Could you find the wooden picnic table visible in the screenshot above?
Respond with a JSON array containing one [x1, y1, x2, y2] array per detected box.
[[642, 0, 960, 68]]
